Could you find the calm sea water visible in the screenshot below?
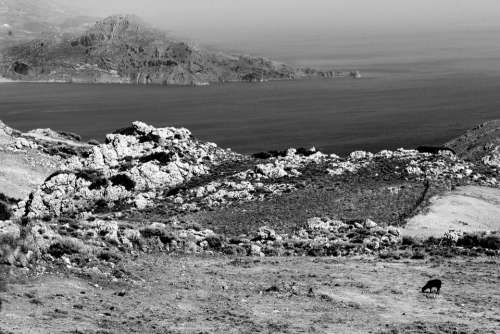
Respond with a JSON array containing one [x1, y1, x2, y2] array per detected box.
[[1, 72, 499, 155]]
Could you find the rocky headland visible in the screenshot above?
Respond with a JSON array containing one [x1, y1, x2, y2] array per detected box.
[[0, 13, 340, 85]]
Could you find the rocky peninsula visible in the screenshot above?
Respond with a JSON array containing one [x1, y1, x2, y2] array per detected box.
[[0, 14, 339, 85]]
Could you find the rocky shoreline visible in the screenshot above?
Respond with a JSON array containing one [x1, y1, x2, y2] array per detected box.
[[0, 119, 499, 276]]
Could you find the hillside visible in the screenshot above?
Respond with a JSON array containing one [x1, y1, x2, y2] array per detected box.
[[0, 15, 330, 85], [0, 119, 499, 333], [0, 0, 95, 48], [446, 119, 500, 166]]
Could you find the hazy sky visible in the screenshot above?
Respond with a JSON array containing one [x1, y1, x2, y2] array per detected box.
[[73, 0, 500, 33], [63, 0, 500, 67]]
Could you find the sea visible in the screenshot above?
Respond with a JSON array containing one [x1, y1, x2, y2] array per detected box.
[[1, 29, 500, 155]]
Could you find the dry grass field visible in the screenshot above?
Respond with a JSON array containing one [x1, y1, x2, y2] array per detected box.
[[0, 255, 499, 334]]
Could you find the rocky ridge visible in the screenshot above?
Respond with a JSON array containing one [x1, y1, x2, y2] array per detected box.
[[0, 120, 499, 273]]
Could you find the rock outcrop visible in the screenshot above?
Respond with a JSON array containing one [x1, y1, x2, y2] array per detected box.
[[0, 119, 498, 270], [21, 121, 240, 218], [11, 120, 499, 220]]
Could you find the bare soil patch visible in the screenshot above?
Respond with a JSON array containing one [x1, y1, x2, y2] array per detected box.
[[403, 186, 500, 239]]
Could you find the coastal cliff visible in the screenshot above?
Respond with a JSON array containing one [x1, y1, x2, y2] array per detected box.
[[0, 15, 331, 85]]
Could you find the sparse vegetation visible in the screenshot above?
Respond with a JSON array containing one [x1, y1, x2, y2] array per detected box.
[[47, 238, 86, 258]]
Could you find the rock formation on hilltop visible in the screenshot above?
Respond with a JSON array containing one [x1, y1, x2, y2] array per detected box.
[[0, 15, 327, 85]]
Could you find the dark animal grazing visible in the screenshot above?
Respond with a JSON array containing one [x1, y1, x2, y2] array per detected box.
[[421, 279, 442, 294], [416, 146, 456, 155]]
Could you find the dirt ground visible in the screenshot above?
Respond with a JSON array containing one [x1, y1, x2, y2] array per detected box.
[[0, 256, 498, 334], [403, 186, 500, 239], [0, 150, 58, 199]]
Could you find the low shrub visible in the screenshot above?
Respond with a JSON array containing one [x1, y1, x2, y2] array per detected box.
[[0, 193, 17, 204], [402, 236, 419, 246], [0, 234, 19, 264], [110, 174, 136, 191], [456, 233, 500, 250], [140, 226, 176, 244], [93, 199, 110, 213], [223, 244, 246, 256], [47, 238, 84, 258], [139, 152, 174, 164], [410, 249, 426, 260], [0, 201, 11, 220], [46, 145, 78, 158], [97, 251, 122, 263], [205, 235, 223, 251], [252, 150, 287, 160], [75, 169, 107, 190], [480, 235, 500, 250]]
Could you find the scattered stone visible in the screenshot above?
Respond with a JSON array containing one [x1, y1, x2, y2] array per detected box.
[[364, 219, 378, 229]]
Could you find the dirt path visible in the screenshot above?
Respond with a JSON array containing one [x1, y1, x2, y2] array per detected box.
[[0, 256, 499, 333]]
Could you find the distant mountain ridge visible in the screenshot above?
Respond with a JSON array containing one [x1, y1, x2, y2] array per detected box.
[[0, 0, 96, 47], [0, 14, 331, 85]]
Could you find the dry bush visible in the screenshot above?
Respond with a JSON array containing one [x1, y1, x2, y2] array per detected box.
[[457, 233, 500, 250], [0, 201, 11, 221], [47, 237, 91, 258]]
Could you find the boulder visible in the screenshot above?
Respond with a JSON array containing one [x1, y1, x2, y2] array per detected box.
[[482, 146, 500, 168], [364, 219, 378, 229], [256, 226, 278, 241], [307, 217, 330, 231], [256, 163, 288, 179], [250, 244, 263, 257], [350, 151, 373, 160], [0, 221, 20, 240]]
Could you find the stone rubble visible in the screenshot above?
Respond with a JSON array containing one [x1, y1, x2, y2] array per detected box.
[[0, 215, 404, 267]]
